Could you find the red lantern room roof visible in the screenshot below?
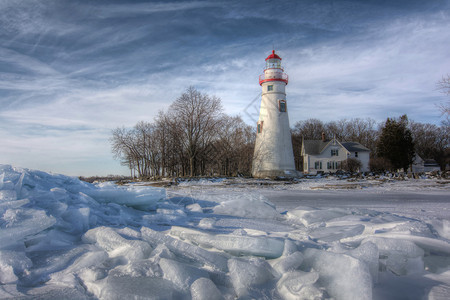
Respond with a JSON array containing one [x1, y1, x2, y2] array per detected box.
[[265, 50, 282, 61]]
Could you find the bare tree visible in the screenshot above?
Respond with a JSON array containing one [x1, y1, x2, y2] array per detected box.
[[166, 87, 223, 177], [437, 75, 450, 96], [410, 121, 449, 170], [293, 119, 325, 140]]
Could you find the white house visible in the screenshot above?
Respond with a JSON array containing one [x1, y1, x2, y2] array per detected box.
[[301, 136, 370, 174]]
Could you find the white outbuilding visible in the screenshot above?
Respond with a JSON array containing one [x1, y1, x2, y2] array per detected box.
[[252, 50, 297, 178]]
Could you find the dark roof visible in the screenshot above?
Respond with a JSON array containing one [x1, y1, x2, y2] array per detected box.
[[303, 139, 370, 155], [341, 142, 370, 152], [423, 159, 439, 166], [302, 140, 331, 155]]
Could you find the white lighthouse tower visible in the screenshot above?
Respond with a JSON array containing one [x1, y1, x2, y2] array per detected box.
[[252, 50, 296, 178]]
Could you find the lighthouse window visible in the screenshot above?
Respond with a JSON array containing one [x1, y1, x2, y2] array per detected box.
[[278, 100, 286, 112], [257, 121, 263, 134], [267, 85, 273, 91]]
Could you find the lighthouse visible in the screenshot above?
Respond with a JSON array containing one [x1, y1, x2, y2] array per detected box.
[[252, 50, 296, 178]]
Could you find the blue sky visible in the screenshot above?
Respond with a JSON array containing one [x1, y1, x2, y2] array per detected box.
[[1, 0, 449, 176]]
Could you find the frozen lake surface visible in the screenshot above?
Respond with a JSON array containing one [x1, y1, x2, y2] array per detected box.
[[1, 165, 450, 299]]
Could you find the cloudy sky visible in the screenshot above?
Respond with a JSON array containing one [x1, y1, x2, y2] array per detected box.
[[1, 0, 449, 176]]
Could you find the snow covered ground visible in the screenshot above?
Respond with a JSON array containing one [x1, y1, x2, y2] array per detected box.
[[1, 165, 450, 299]]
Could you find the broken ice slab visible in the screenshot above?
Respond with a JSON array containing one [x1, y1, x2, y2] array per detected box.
[[0, 208, 56, 249], [273, 251, 304, 274], [141, 227, 229, 272], [346, 241, 379, 283], [0, 250, 32, 284], [85, 182, 166, 208], [308, 224, 365, 242], [302, 248, 373, 300], [82, 227, 152, 261], [228, 257, 275, 298], [83, 272, 178, 300], [286, 208, 348, 226], [190, 277, 223, 300], [159, 258, 210, 291], [276, 270, 323, 300], [170, 226, 285, 259], [362, 236, 424, 258], [211, 193, 281, 219]]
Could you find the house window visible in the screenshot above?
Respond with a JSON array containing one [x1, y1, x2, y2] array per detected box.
[[278, 100, 286, 112], [314, 161, 322, 169], [257, 121, 263, 134], [327, 161, 339, 170], [331, 149, 339, 156], [267, 85, 273, 91], [355, 152, 358, 158]]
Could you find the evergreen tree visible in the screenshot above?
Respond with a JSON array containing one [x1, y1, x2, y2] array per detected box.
[[376, 115, 415, 171]]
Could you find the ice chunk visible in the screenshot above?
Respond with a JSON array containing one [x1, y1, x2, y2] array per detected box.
[[430, 219, 450, 240], [213, 194, 281, 219], [86, 182, 166, 208], [170, 226, 284, 258], [83, 227, 152, 261], [364, 237, 426, 276], [141, 227, 229, 272], [159, 258, 210, 291], [0, 284, 25, 298], [198, 218, 216, 229], [276, 270, 323, 300], [309, 224, 365, 242], [83, 272, 177, 300], [150, 244, 176, 262], [302, 248, 372, 300], [0, 190, 17, 202], [273, 251, 304, 274], [362, 236, 424, 258], [347, 241, 379, 283], [424, 255, 450, 273], [287, 208, 348, 226], [428, 282, 450, 300], [191, 277, 223, 300], [0, 199, 29, 211], [228, 257, 274, 297], [144, 207, 187, 225], [283, 239, 299, 256], [0, 208, 56, 249], [60, 207, 90, 234], [186, 203, 203, 213], [383, 251, 424, 275], [0, 250, 32, 284]]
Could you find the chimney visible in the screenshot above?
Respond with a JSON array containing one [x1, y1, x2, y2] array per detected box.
[[322, 132, 326, 142]]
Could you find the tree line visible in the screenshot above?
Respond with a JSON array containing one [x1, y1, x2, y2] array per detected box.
[[292, 116, 449, 172], [111, 87, 449, 178], [111, 87, 254, 178]]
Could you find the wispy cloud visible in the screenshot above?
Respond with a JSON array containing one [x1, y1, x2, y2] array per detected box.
[[0, 0, 449, 175]]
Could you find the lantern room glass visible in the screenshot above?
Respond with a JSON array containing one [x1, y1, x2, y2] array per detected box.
[[266, 59, 281, 69]]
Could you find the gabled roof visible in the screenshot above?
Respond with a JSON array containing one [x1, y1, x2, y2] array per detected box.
[[302, 139, 370, 155], [341, 142, 370, 152], [302, 140, 330, 155]]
